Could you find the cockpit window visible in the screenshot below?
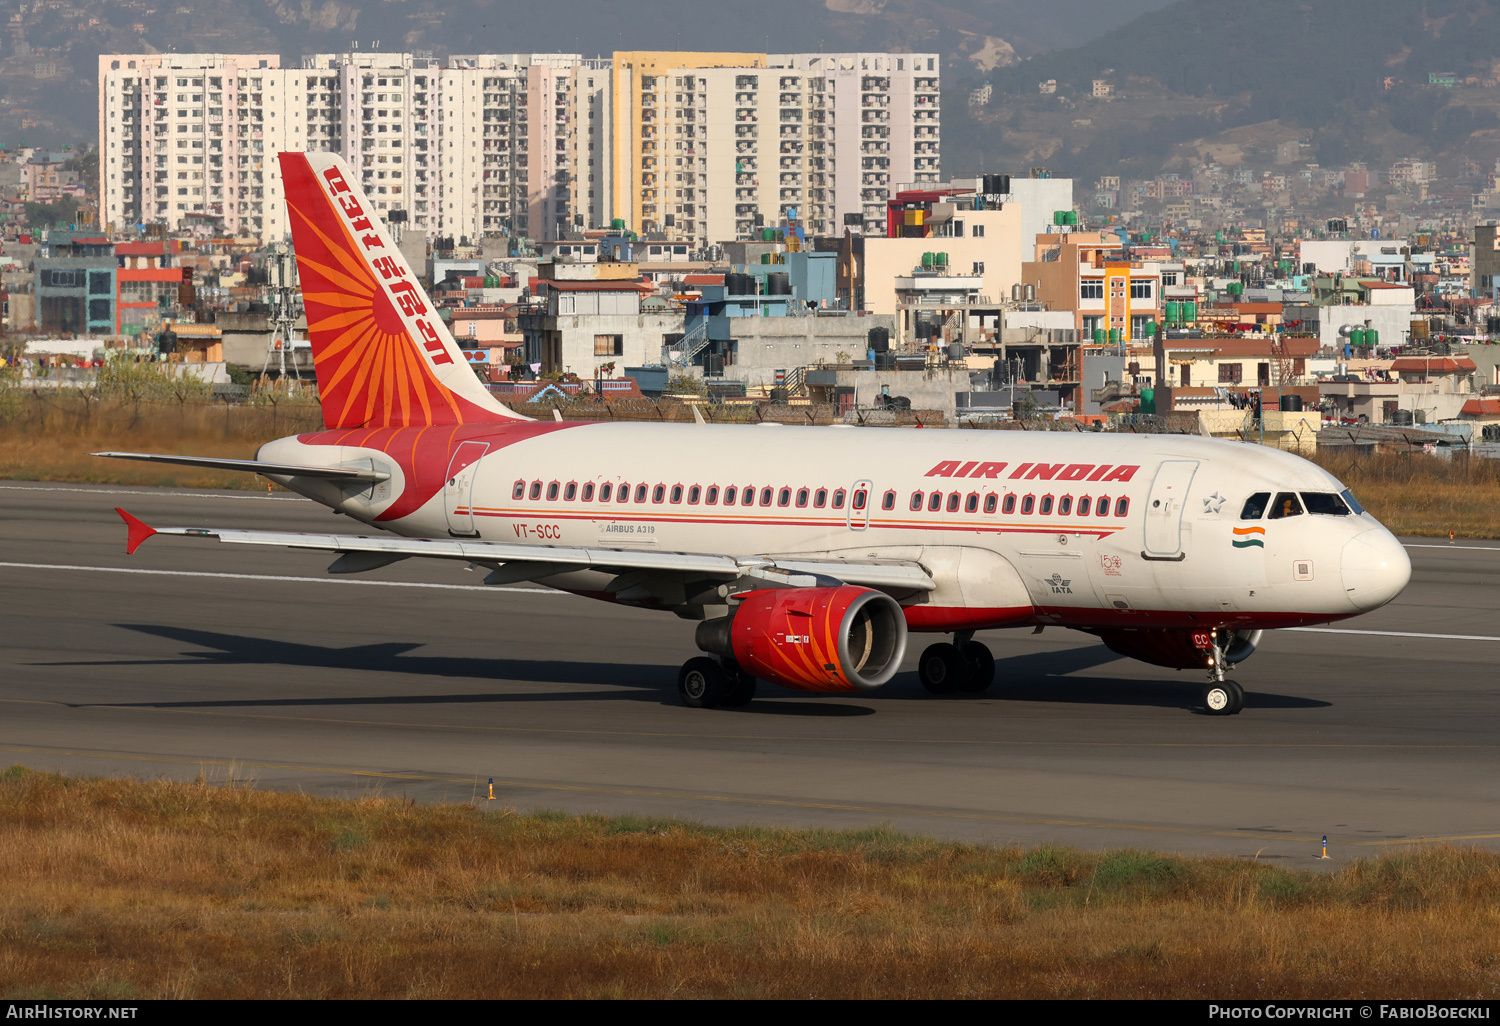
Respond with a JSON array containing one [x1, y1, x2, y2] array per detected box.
[[1302, 492, 1351, 516], [1267, 492, 1304, 519], [1241, 492, 1271, 520], [1340, 488, 1366, 515]]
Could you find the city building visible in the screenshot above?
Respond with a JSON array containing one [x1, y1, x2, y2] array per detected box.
[[34, 230, 115, 335], [100, 49, 940, 247]]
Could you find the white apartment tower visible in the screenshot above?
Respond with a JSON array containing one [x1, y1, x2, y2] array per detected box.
[[100, 50, 939, 245]]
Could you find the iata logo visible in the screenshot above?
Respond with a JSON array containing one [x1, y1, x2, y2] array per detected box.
[[1045, 573, 1073, 595], [926, 460, 1138, 482]]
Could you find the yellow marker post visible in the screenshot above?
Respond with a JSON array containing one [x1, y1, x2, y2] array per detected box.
[[1318, 835, 1330, 860], [487, 777, 495, 801]]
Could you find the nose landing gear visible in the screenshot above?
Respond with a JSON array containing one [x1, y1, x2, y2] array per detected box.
[[918, 631, 996, 695], [1201, 633, 1245, 715]]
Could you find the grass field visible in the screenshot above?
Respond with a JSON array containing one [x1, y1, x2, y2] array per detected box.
[[2, 768, 1499, 1000], [1, 392, 1497, 537]]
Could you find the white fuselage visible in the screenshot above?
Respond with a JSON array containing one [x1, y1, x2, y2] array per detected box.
[[259, 422, 1410, 633]]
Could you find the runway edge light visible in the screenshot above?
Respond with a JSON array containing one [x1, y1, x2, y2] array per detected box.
[[1319, 835, 1330, 860]]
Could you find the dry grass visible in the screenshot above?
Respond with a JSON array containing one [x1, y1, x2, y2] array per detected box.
[[0, 393, 323, 489], [2, 767, 1499, 999], [1, 393, 1496, 537], [1311, 449, 1500, 538]]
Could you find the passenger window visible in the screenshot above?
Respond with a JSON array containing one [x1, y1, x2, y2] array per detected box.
[[599, 483, 613, 501], [705, 485, 718, 504], [1059, 496, 1072, 516], [743, 487, 756, 506], [881, 490, 896, 510], [1268, 492, 1303, 519], [688, 485, 700, 504], [1303, 492, 1351, 516], [852, 489, 867, 510], [796, 488, 809, 508], [564, 482, 577, 501], [1114, 497, 1129, 517], [1241, 492, 1271, 520], [910, 491, 924, 512], [670, 485, 683, 503], [1002, 494, 1016, 514], [529, 481, 542, 500], [723, 485, 736, 504], [778, 487, 792, 507], [965, 493, 979, 513], [928, 491, 942, 512], [814, 488, 827, 508], [512, 480, 525, 500], [547, 482, 560, 501], [582, 483, 595, 501], [618, 484, 631, 503], [653, 485, 667, 503], [1096, 495, 1110, 516], [832, 489, 846, 509], [1021, 495, 1035, 515], [760, 487, 774, 506], [946, 492, 960, 512], [1077, 496, 1091, 516], [1039, 495, 1053, 515], [635, 484, 649, 502], [984, 494, 997, 514]]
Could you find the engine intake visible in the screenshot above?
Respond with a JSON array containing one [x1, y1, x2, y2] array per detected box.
[[696, 586, 907, 693]]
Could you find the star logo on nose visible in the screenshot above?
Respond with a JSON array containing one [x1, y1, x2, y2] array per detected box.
[[1203, 492, 1226, 513]]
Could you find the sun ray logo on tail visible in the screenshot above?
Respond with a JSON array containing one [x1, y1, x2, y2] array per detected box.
[[1232, 526, 1266, 549]]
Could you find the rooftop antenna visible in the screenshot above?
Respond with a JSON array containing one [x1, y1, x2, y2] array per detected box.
[[260, 243, 305, 391]]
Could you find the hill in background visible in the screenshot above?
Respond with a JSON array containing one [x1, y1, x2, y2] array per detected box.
[[945, 0, 1500, 185]]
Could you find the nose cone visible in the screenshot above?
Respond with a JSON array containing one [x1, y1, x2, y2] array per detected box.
[[1341, 528, 1411, 612]]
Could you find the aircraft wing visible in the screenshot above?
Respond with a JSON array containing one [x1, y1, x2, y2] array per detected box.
[[112, 509, 936, 593], [93, 452, 390, 483]]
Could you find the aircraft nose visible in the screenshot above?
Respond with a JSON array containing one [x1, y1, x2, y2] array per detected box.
[[1341, 528, 1411, 612]]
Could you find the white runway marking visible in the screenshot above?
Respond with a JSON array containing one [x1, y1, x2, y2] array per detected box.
[[1404, 543, 1500, 552], [0, 484, 305, 501], [0, 561, 561, 595], [1289, 626, 1500, 643]]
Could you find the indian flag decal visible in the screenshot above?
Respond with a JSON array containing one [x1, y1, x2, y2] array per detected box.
[[1232, 526, 1266, 549]]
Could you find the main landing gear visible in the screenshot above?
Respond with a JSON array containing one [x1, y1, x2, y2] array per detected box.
[[677, 657, 758, 710], [1201, 632, 1245, 716], [917, 631, 995, 695]]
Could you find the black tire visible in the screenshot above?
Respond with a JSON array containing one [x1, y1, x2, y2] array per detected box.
[[1203, 679, 1245, 716], [918, 643, 964, 695], [958, 641, 995, 693], [719, 664, 758, 707], [1224, 679, 1245, 715], [679, 657, 730, 709]]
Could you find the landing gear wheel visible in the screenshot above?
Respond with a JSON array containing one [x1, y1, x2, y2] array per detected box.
[[1203, 679, 1245, 716], [678, 657, 731, 709], [719, 663, 758, 707], [958, 641, 995, 693], [919, 643, 964, 695]]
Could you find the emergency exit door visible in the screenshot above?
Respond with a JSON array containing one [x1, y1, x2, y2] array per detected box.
[[444, 441, 489, 536], [1143, 460, 1198, 557]]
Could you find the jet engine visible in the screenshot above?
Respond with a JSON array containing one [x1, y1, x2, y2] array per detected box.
[[696, 586, 907, 693], [1094, 627, 1264, 671]]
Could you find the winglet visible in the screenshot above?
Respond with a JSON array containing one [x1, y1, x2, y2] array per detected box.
[[115, 507, 157, 555]]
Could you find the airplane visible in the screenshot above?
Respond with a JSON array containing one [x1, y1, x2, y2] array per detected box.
[[99, 151, 1412, 717]]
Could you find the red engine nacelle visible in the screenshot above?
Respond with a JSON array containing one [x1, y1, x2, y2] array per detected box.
[[696, 586, 908, 693], [1094, 628, 1263, 670]]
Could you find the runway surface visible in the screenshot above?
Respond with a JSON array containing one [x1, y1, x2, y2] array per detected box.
[[3, 480, 1498, 864]]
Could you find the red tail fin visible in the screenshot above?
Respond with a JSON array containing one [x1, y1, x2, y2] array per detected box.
[[115, 508, 157, 555], [278, 152, 525, 430]]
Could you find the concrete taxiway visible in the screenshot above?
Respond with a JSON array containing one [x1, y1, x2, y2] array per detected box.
[[2, 480, 1498, 863]]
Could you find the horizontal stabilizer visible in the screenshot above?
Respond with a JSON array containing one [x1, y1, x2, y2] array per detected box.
[[92, 452, 389, 483]]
